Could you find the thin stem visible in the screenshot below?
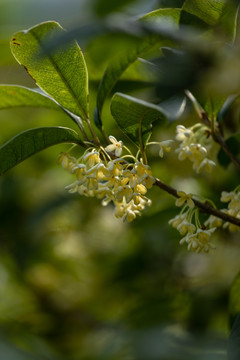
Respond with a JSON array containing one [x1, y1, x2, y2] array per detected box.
[[85, 117, 101, 146], [101, 127, 111, 145], [77, 121, 90, 142], [60, 106, 90, 142], [123, 145, 134, 156], [100, 146, 112, 161], [185, 90, 240, 171], [139, 126, 148, 165], [154, 178, 240, 227], [212, 128, 240, 171], [122, 155, 138, 161], [147, 142, 160, 145], [200, 110, 240, 171], [136, 150, 141, 160]]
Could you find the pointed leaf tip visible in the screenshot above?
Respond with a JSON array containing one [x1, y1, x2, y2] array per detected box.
[[0, 126, 81, 175], [10, 21, 89, 120], [111, 93, 167, 147]]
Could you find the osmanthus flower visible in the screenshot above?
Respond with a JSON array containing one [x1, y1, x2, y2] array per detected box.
[[175, 123, 215, 173], [175, 191, 194, 208], [196, 158, 216, 173], [134, 162, 155, 188], [105, 136, 123, 157], [115, 185, 133, 202], [72, 164, 86, 181], [65, 181, 79, 194], [175, 125, 194, 142], [204, 215, 222, 229], [142, 174, 156, 189], [221, 191, 235, 202], [221, 188, 240, 231], [114, 198, 139, 223], [169, 193, 217, 253], [146, 139, 173, 158], [135, 162, 152, 178], [122, 169, 138, 188], [134, 184, 147, 195], [83, 150, 101, 167], [168, 213, 187, 229], [58, 138, 156, 223], [107, 158, 124, 176], [158, 140, 173, 158], [222, 191, 240, 211], [57, 152, 78, 172], [177, 220, 196, 236], [180, 228, 216, 253]]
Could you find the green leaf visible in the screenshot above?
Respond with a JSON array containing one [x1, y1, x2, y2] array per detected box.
[[182, 0, 238, 41], [217, 94, 240, 123], [202, 94, 226, 119], [110, 93, 167, 147], [0, 85, 61, 110], [96, 8, 181, 122], [182, 0, 226, 26], [0, 127, 81, 175], [10, 21, 89, 120], [217, 133, 240, 167]]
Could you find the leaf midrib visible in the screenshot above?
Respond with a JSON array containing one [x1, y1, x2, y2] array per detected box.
[[30, 29, 89, 120]]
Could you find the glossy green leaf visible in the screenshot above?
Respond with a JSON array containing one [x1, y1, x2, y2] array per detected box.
[[182, 0, 226, 26], [0, 127, 81, 175], [111, 93, 167, 147], [202, 94, 226, 119], [182, 0, 238, 41], [0, 85, 61, 110], [96, 8, 181, 123], [10, 21, 89, 120], [217, 133, 240, 167], [217, 94, 240, 123]]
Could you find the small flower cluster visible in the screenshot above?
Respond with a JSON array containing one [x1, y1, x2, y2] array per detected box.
[[169, 191, 216, 253], [221, 188, 240, 231], [57, 136, 155, 222], [175, 124, 215, 173]]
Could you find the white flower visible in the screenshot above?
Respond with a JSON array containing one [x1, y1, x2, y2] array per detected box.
[[57, 134, 153, 224], [177, 220, 196, 236], [158, 140, 173, 158], [196, 158, 216, 173], [105, 136, 123, 157], [221, 191, 235, 203], [175, 191, 195, 208], [180, 228, 216, 253], [175, 123, 215, 174], [176, 125, 193, 142], [204, 215, 222, 228], [168, 213, 186, 228], [83, 150, 101, 168]]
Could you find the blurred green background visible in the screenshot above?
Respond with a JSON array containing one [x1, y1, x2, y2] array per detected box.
[[0, 0, 240, 359]]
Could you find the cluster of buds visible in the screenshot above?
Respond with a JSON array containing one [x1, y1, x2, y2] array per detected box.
[[175, 124, 215, 173], [221, 188, 240, 231], [57, 136, 155, 222], [169, 191, 216, 253]]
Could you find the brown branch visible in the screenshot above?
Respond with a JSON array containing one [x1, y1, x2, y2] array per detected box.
[[211, 130, 240, 171], [201, 111, 240, 172], [154, 178, 240, 227]]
